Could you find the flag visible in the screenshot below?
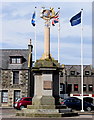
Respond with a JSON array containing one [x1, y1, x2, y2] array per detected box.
[[52, 13, 59, 26], [31, 12, 36, 26], [70, 11, 81, 26], [52, 18, 59, 26]]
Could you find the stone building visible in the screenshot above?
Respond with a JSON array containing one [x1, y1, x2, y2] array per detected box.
[[0, 43, 33, 107], [60, 65, 94, 101]]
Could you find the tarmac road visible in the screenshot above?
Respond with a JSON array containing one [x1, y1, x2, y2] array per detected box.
[[1, 117, 94, 120]]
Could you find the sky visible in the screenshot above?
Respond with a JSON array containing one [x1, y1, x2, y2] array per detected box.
[[0, 0, 93, 65]]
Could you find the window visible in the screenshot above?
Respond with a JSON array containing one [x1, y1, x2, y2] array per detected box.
[[13, 71, 19, 84], [67, 84, 72, 93], [83, 84, 87, 91], [14, 90, 20, 102], [85, 71, 90, 76], [74, 84, 78, 91], [70, 71, 75, 76], [88, 85, 93, 91], [12, 58, 16, 64], [17, 58, 21, 64], [2, 90, 8, 103], [60, 83, 63, 92], [10, 57, 21, 64]]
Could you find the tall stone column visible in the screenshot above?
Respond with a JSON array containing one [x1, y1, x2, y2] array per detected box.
[[44, 25, 50, 59]]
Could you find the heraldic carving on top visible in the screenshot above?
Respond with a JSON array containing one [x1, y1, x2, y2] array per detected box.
[[40, 7, 56, 21]]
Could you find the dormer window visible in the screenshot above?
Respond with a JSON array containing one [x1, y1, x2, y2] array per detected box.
[[10, 57, 22, 64], [70, 71, 75, 76], [11, 58, 21, 64]]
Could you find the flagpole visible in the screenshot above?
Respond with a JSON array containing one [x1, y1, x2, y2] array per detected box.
[[58, 7, 60, 63], [80, 9, 84, 112], [34, 7, 37, 62], [35, 21, 36, 62]]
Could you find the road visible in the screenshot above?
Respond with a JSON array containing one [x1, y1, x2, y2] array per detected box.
[[0, 108, 94, 120], [1, 117, 94, 120]]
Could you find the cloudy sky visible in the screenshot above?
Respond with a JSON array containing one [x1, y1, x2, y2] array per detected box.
[[0, 0, 93, 65]]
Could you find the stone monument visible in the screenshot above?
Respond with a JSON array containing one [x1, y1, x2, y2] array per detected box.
[[32, 7, 61, 107], [16, 8, 77, 117]]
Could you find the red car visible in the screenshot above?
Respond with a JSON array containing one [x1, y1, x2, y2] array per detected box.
[[14, 97, 32, 110]]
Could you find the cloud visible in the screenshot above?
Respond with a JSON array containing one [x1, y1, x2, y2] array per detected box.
[[1, 2, 92, 65], [51, 22, 92, 38]]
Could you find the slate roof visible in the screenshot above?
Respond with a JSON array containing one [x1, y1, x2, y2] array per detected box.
[[65, 65, 91, 71], [64, 65, 93, 75], [0, 49, 29, 70]]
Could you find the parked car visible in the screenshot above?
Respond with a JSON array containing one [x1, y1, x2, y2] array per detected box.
[[14, 97, 32, 110], [61, 97, 94, 111]]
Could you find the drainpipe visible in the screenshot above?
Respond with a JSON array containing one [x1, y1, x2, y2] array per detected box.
[[28, 39, 33, 97]]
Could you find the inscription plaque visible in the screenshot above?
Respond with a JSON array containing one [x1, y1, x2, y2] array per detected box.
[[43, 81, 52, 90]]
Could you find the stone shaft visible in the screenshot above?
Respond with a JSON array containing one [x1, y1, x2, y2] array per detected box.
[[44, 25, 50, 59]]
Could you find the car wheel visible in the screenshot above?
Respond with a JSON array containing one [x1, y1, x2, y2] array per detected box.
[[20, 106, 25, 110], [86, 107, 91, 111]]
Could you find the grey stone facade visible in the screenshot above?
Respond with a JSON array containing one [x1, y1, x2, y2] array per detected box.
[[0, 49, 30, 107], [60, 65, 94, 99], [1, 70, 28, 107]]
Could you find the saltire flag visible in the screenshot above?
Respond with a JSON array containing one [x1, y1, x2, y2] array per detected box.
[[31, 11, 36, 26], [70, 11, 82, 26]]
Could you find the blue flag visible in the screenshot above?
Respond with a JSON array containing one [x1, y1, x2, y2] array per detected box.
[[70, 11, 81, 26], [31, 12, 35, 26]]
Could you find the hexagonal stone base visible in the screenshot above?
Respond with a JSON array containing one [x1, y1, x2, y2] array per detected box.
[[16, 109, 62, 118], [32, 96, 55, 106]]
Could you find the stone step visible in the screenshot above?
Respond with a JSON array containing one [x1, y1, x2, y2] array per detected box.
[[27, 105, 55, 109], [16, 112, 62, 117], [21, 108, 59, 114], [16, 111, 78, 118], [56, 105, 67, 109], [59, 108, 72, 113]]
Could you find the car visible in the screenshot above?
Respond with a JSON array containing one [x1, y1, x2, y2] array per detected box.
[[14, 97, 32, 110], [61, 97, 94, 111]]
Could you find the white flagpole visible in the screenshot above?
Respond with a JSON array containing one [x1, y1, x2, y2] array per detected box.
[[81, 9, 84, 112], [35, 23, 36, 62], [58, 7, 60, 63], [34, 7, 37, 62]]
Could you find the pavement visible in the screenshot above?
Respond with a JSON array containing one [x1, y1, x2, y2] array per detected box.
[[0, 108, 94, 120]]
